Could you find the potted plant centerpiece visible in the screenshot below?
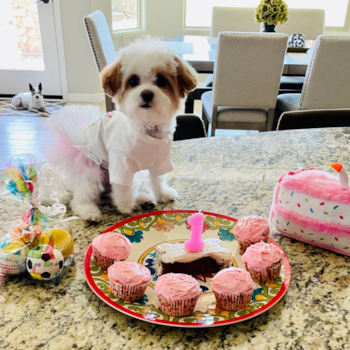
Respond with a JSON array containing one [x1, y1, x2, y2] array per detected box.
[[254, 0, 289, 32]]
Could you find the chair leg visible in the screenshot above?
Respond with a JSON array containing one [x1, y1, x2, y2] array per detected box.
[[210, 107, 218, 137], [266, 108, 275, 131], [105, 95, 114, 112], [201, 106, 209, 134], [185, 91, 195, 113]]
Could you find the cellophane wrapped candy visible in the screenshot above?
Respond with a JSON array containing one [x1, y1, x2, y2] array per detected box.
[[0, 155, 76, 284]]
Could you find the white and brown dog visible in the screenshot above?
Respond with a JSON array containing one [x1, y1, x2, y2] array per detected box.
[[45, 41, 197, 221]]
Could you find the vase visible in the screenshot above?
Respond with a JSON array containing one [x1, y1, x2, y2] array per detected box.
[[263, 23, 276, 32]]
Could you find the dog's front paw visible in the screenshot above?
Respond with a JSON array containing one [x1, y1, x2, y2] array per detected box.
[[76, 204, 103, 222], [117, 201, 136, 215], [136, 193, 156, 205], [156, 186, 178, 203], [136, 193, 156, 211]]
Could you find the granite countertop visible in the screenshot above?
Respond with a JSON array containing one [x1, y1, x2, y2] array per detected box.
[[1, 127, 350, 350]]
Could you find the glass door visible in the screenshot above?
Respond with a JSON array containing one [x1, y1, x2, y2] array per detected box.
[[0, 0, 62, 97]]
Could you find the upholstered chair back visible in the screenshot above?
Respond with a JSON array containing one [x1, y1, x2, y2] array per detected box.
[[212, 32, 288, 109], [211, 7, 260, 37], [275, 9, 325, 40], [301, 35, 350, 110], [84, 10, 116, 73]]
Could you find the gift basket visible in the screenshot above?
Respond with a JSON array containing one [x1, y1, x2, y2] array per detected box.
[[0, 155, 78, 284]]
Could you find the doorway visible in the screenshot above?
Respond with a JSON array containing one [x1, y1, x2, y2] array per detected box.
[[0, 0, 63, 98]]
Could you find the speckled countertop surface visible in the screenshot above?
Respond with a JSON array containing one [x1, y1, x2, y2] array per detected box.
[[1, 127, 350, 350]]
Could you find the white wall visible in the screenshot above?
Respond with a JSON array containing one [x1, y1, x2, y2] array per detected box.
[[59, 0, 111, 101], [113, 0, 210, 49]]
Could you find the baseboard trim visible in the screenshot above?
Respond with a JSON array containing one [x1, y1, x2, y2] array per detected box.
[[68, 93, 105, 103]]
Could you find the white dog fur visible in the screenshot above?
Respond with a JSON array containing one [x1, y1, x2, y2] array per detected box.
[[45, 41, 197, 221], [11, 83, 48, 114]]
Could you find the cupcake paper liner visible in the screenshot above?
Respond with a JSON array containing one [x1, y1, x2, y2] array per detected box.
[[92, 246, 118, 270], [110, 280, 150, 302], [236, 234, 269, 254], [213, 288, 254, 310], [244, 260, 282, 283], [158, 295, 199, 317]]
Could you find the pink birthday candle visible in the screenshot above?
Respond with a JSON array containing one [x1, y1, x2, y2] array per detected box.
[[184, 211, 205, 251]]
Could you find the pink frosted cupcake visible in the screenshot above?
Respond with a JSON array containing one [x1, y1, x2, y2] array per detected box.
[[155, 273, 202, 317], [107, 261, 151, 302], [234, 215, 270, 254], [211, 267, 255, 310], [92, 232, 132, 269], [241, 242, 284, 283]]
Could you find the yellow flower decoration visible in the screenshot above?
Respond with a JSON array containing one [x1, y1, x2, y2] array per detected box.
[[152, 218, 175, 232], [254, 0, 289, 26], [268, 282, 277, 288], [100, 273, 109, 281], [124, 229, 134, 236], [254, 294, 265, 301]]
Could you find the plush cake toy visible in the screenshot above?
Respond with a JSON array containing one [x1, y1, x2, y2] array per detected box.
[[270, 164, 350, 255]]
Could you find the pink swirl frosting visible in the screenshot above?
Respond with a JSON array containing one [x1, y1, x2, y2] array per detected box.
[[241, 242, 284, 271], [107, 261, 151, 285], [92, 232, 132, 260], [234, 215, 270, 241], [211, 267, 254, 295], [155, 273, 202, 301]]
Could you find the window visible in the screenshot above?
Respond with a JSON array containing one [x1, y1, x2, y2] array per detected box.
[[185, 0, 349, 28], [0, 0, 44, 70], [112, 0, 139, 31]]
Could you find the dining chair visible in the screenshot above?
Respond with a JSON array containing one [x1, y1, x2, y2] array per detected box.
[[84, 10, 117, 112], [204, 7, 260, 88], [201, 32, 289, 136], [277, 109, 350, 131], [274, 35, 350, 129], [278, 9, 325, 93]]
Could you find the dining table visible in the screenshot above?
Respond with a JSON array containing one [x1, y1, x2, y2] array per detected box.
[[159, 35, 313, 113], [0, 127, 349, 350]]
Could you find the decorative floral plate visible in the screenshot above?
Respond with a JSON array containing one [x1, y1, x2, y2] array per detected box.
[[84, 210, 291, 328]]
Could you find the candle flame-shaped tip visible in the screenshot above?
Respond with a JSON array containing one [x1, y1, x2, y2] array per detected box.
[[331, 163, 343, 173]]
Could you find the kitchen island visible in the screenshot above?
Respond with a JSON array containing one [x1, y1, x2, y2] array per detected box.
[[0, 127, 349, 350]]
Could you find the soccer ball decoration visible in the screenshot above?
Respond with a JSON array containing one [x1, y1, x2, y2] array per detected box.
[[288, 33, 306, 48], [26, 244, 64, 280]]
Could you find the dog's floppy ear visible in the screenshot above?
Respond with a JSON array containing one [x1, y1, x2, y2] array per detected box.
[[174, 56, 198, 98], [38, 83, 42, 93], [100, 57, 122, 98], [29, 84, 34, 93]]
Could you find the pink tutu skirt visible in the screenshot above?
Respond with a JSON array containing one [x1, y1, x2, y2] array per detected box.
[[43, 105, 102, 178]]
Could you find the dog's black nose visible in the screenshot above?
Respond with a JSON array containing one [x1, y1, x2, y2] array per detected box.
[[36, 96, 39, 99], [141, 90, 154, 103]]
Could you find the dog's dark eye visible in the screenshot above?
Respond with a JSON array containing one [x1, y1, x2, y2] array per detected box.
[[128, 75, 140, 87], [156, 75, 167, 88]]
